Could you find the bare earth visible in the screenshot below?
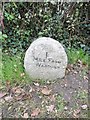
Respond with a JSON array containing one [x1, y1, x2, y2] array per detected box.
[[0, 63, 88, 118]]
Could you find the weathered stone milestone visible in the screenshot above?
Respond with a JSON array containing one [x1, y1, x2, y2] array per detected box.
[[24, 37, 68, 81]]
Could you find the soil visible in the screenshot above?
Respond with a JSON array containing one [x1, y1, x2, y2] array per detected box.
[[0, 63, 88, 118]]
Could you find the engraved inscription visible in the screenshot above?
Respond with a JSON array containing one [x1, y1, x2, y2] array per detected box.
[[33, 52, 61, 69]]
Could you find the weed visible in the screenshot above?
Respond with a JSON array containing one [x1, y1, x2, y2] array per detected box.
[[75, 90, 88, 100], [56, 94, 65, 112]]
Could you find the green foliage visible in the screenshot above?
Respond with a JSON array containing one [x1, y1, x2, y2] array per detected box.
[[76, 91, 87, 100], [2, 53, 32, 84], [4, 11, 14, 21], [67, 48, 88, 64], [2, 48, 88, 84], [2, 2, 90, 55], [56, 95, 65, 112], [0, 31, 7, 42]]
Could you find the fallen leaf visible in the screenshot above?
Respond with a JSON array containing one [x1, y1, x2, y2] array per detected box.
[[49, 95, 56, 102], [46, 81, 51, 84], [64, 84, 68, 87], [15, 93, 31, 101], [67, 64, 73, 70], [73, 71, 78, 74], [23, 113, 29, 118], [46, 105, 54, 112], [11, 87, 25, 96], [41, 87, 51, 95], [11, 87, 17, 93], [74, 109, 80, 114], [15, 87, 24, 94], [64, 106, 68, 111], [31, 108, 40, 117], [33, 82, 39, 86], [0, 92, 7, 98], [29, 87, 33, 93], [84, 76, 88, 80], [81, 105, 87, 110], [15, 95, 23, 101], [73, 113, 79, 118], [36, 87, 40, 92], [4, 96, 13, 102], [73, 109, 80, 118]]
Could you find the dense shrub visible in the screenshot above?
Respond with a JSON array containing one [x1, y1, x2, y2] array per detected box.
[[2, 2, 90, 55]]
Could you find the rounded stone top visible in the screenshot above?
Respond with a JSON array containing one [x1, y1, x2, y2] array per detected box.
[[24, 37, 68, 81]]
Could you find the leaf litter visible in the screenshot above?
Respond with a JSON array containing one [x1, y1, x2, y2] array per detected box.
[[1, 63, 88, 118], [41, 86, 52, 95]]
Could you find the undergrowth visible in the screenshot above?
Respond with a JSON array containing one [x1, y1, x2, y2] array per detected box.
[[67, 48, 88, 64], [1, 48, 88, 84], [2, 53, 32, 85]]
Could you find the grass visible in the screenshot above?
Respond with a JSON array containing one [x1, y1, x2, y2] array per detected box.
[[56, 94, 65, 112], [76, 90, 88, 100], [1, 48, 89, 84], [2, 53, 32, 85], [67, 48, 88, 64], [1, 48, 88, 118]]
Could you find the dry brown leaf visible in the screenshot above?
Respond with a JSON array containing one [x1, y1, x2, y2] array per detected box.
[[15, 87, 24, 94], [41, 87, 51, 95], [73, 109, 80, 118], [31, 108, 40, 117], [67, 64, 73, 70], [11, 87, 17, 93], [23, 113, 29, 118], [73, 113, 79, 118], [0, 92, 7, 98], [15, 95, 23, 101], [49, 95, 56, 102], [11, 87, 24, 94], [46, 105, 54, 112], [15, 93, 31, 101]]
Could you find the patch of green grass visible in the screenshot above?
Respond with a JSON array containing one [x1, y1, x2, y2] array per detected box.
[[2, 53, 32, 84], [67, 48, 88, 64], [75, 90, 88, 101], [81, 68, 88, 77], [56, 94, 65, 112]]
